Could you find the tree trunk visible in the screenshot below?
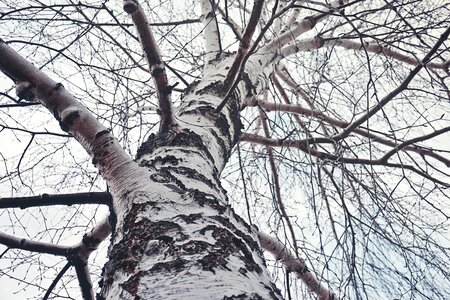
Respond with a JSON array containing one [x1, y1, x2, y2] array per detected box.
[[99, 55, 282, 299]]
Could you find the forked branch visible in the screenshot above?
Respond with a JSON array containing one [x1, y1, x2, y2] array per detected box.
[[0, 216, 111, 300], [245, 97, 450, 167]]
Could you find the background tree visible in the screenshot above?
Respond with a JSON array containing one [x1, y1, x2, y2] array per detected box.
[[0, 0, 449, 299]]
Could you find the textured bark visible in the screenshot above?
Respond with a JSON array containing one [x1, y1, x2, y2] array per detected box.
[[98, 55, 282, 299]]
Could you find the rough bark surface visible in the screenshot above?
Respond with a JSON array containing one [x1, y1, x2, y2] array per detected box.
[[98, 55, 282, 299]]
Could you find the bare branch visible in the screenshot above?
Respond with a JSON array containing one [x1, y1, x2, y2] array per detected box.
[[259, 0, 351, 58], [258, 231, 338, 300], [72, 256, 95, 300], [333, 25, 450, 140], [217, 5, 243, 41], [0, 231, 69, 256], [379, 126, 450, 165], [0, 192, 112, 209], [246, 97, 450, 167], [259, 107, 299, 255], [224, 0, 265, 88], [0, 39, 134, 180], [123, 0, 178, 133], [43, 261, 72, 300], [199, 0, 222, 62], [323, 37, 450, 71], [240, 133, 450, 186]]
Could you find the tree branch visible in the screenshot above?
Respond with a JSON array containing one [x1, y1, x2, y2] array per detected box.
[[72, 256, 95, 300], [258, 106, 299, 256], [323, 37, 450, 70], [0, 232, 69, 256], [379, 126, 450, 165], [217, 5, 243, 41], [0, 215, 112, 300], [0, 192, 111, 209], [245, 97, 450, 167], [258, 231, 338, 300], [0, 39, 134, 182], [241, 133, 450, 186], [259, 0, 351, 58], [43, 261, 72, 300], [199, 0, 222, 62], [123, 0, 178, 133], [333, 25, 450, 140], [224, 0, 265, 88]]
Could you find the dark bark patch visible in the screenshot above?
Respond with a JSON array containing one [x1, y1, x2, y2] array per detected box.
[[190, 189, 226, 213], [150, 168, 187, 192], [136, 130, 213, 164], [196, 81, 228, 98], [148, 155, 181, 166], [241, 72, 256, 98], [179, 105, 231, 142], [222, 293, 263, 300], [149, 257, 188, 273], [163, 166, 216, 189], [210, 215, 256, 251], [183, 80, 200, 96], [210, 128, 227, 155], [198, 226, 262, 274], [59, 110, 80, 132], [91, 135, 115, 166], [264, 283, 283, 299], [176, 213, 203, 223], [121, 271, 143, 296], [180, 240, 210, 254], [101, 204, 183, 294], [16, 81, 36, 101], [95, 129, 110, 139]]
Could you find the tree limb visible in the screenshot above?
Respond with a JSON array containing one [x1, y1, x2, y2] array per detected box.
[[324, 37, 450, 70], [224, 0, 265, 88], [258, 231, 338, 300], [245, 97, 450, 167], [333, 25, 450, 140], [123, 0, 178, 133], [199, 0, 222, 62], [72, 255, 95, 300], [0, 192, 111, 209], [0, 39, 134, 182], [259, 106, 299, 256], [240, 133, 450, 186], [43, 261, 72, 300], [0, 232, 70, 256]]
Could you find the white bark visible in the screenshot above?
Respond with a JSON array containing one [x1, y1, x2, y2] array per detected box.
[[200, 0, 221, 63], [0, 39, 282, 299], [99, 55, 283, 299], [258, 232, 338, 300]]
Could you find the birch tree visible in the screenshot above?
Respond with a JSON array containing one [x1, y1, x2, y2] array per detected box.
[[0, 0, 449, 299]]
